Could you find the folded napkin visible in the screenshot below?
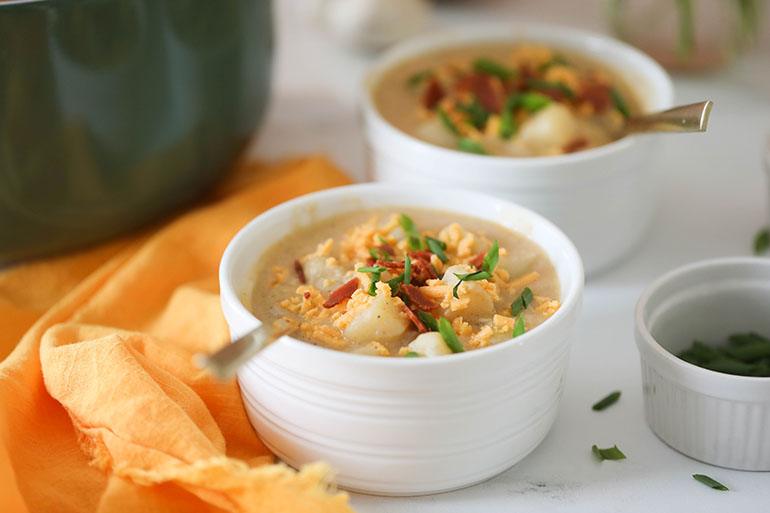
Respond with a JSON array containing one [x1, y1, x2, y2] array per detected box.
[[0, 157, 355, 513]]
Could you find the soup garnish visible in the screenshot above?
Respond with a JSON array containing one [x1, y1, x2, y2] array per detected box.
[[677, 332, 770, 377], [373, 43, 639, 157], [249, 209, 561, 357]]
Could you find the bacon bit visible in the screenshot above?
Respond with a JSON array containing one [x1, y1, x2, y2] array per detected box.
[[580, 83, 611, 112], [401, 284, 439, 311], [375, 260, 405, 269], [365, 257, 376, 267], [563, 138, 589, 153], [422, 78, 444, 110], [322, 278, 359, 308], [303, 291, 311, 300], [408, 250, 433, 262], [473, 74, 502, 113], [401, 304, 428, 333], [410, 259, 438, 285], [533, 87, 566, 102], [294, 260, 306, 284], [469, 251, 486, 269], [375, 243, 395, 256]]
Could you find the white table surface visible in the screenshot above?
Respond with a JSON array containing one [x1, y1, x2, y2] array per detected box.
[[250, 1, 770, 511]]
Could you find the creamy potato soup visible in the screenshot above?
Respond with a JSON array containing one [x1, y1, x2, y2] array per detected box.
[[373, 43, 640, 157], [249, 209, 561, 357]]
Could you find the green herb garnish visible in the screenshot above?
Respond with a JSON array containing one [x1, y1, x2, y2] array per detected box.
[[357, 266, 387, 274], [456, 97, 489, 130], [452, 240, 498, 298], [677, 332, 770, 377], [438, 317, 465, 353], [457, 137, 488, 155], [406, 70, 432, 89], [692, 474, 728, 491], [404, 351, 420, 357], [425, 236, 449, 262], [592, 444, 626, 461], [510, 287, 534, 316], [754, 227, 769, 254], [527, 79, 576, 99], [512, 315, 526, 337], [368, 247, 391, 262], [403, 253, 412, 285], [417, 310, 439, 332], [539, 55, 571, 71], [592, 391, 621, 411], [473, 58, 515, 80], [358, 265, 387, 296], [610, 88, 631, 119], [520, 92, 552, 112], [385, 254, 411, 294], [438, 106, 460, 135], [499, 103, 517, 139], [399, 214, 425, 251]]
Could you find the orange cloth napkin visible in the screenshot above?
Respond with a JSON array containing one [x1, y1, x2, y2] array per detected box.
[[0, 157, 356, 513]]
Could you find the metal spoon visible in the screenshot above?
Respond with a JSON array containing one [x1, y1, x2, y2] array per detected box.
[[195, 324, 292, 380], [622, 100, 713, 135]]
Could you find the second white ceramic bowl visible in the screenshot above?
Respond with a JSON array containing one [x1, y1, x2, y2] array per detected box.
[[220, 184, 583, 495], [362, 24, 674, 276], [635, 257, 770, 470]]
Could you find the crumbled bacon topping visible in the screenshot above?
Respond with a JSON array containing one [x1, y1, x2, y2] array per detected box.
[[401, 304, 428, 333], [469, 251, 486, 269], [422, 78, 444, 110], [322, 278, 359, 308], [294, 260, 306, 284], [401, 284, 439, 311], [563, 138, 589, 153]]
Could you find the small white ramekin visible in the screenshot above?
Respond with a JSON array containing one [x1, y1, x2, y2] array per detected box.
[[361, 24, 674, 276], [220, 184, 583, 495], [635, 257, 770, 471]]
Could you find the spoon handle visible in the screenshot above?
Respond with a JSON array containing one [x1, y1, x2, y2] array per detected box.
[[196, 324, 280, 380], [624, 100, 713, 134]]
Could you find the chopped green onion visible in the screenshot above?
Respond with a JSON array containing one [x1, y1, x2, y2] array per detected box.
[[357, 266, 387, 274], [755, 228, 769, 254], [457, 137, 488, 155], [452, 270, 493, 299], [692, 474, 728, 491], [540, 55, 570, 71], [417, 310, 439, 332], [406, 70, 432, 89], [592, 391, 621, 411], [519, 92, 552, 112], [399, 214, 425, 251], [527, 79, 576, 99], [512, 315, 526, 338], [403, 253, 412, 285], [358, 266, 387, 296], [386, 274, 403, 295], [404, 351, 420, 357], [482, 240, 499, 273], [425, 236, 449, 262], [473, 58, 515, 80], [510, 287, 534, 316], [456, 97, 489, 130], [499, 102, 517, 139], [368, 247, 390, 262], [438, 106, 460, 135], [592, 444, 626, 461], [677, 333, 770, 377], [452, 240, 499, 298], [377, 235, 390, 245], [610, 88, 631, 119], [438, 317, 465, 353]]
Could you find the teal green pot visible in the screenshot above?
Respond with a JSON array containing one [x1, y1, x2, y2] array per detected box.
[[0, 0, 273, 262]]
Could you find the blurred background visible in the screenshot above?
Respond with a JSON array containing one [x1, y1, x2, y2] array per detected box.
[[253, 0, 770, 177]]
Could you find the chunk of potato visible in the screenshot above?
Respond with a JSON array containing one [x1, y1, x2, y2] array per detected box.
[[441, 264, 495, 319], [344, 292, 409, 344], [514, 103, 578, 155], [407, 332, 452, 357]]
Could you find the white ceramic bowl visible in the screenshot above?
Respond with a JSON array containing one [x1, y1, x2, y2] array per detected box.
[[362, 24, 674, 276], [220, 184, 583, 495], [635, 257, 770, 471]]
